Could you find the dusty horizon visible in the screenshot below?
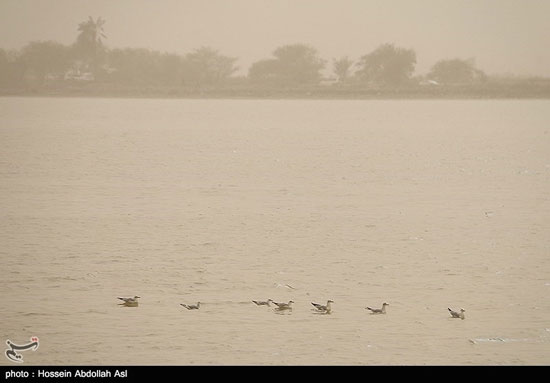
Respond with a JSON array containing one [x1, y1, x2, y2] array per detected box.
[[1, 0, 549, 77]]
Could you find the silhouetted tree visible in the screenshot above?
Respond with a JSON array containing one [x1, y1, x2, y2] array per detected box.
[[107, 48, 167, 85], [19, 41, 71, 84], [158, 53, 183, 85], [248, 58, 281, 84], [428, 58, 486, 84], [0, 48, 25, 87], [107, 48, 181, 85], [180, 47, 238, 88], [73, 16, 107, 75], [333, 56, 354, 83], [356, 43, 416, 87], [248, 43, 325, 86]]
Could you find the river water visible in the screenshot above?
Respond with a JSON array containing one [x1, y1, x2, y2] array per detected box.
[[1, 97, 549, 365]]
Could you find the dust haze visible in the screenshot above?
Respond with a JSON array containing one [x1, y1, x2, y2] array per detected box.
[[2, 0, 550, 75], [1, 0, 549, 367]]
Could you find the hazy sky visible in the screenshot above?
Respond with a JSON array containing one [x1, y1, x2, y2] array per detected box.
[[1, 0, 549, 77]]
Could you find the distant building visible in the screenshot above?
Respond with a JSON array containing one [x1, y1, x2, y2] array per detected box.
[[64, 61, 95, 81], [419, 79, 439, 86], [320, 77, 338, 86], [64, 69, 94, 81]]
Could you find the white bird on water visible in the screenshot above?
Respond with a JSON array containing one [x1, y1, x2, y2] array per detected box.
[[448, 307, 465, 320], [311, 300, 334, 314], [366, 302, 389, 314], [252, 299, 273, 307], [272, 300, 294, 311], [181, 302, 201, 310], [117, 296, 140, 307]]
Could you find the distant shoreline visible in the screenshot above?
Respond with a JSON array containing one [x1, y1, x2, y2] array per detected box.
[[2, 81, 550, 100]]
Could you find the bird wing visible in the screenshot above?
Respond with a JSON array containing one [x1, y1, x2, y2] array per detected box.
[[312, 302, 325, 310]]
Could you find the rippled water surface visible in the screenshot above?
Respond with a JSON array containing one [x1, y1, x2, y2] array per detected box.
[[1, 97, 549, 365]]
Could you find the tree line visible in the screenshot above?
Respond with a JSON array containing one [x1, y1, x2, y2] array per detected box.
[[0, 16, 512, 91]]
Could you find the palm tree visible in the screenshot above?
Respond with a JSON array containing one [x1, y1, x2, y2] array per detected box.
[[74, 16, 107, 75]]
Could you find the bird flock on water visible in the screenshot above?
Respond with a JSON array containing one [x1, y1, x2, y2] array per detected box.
[[117, 295, 465, 319]]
